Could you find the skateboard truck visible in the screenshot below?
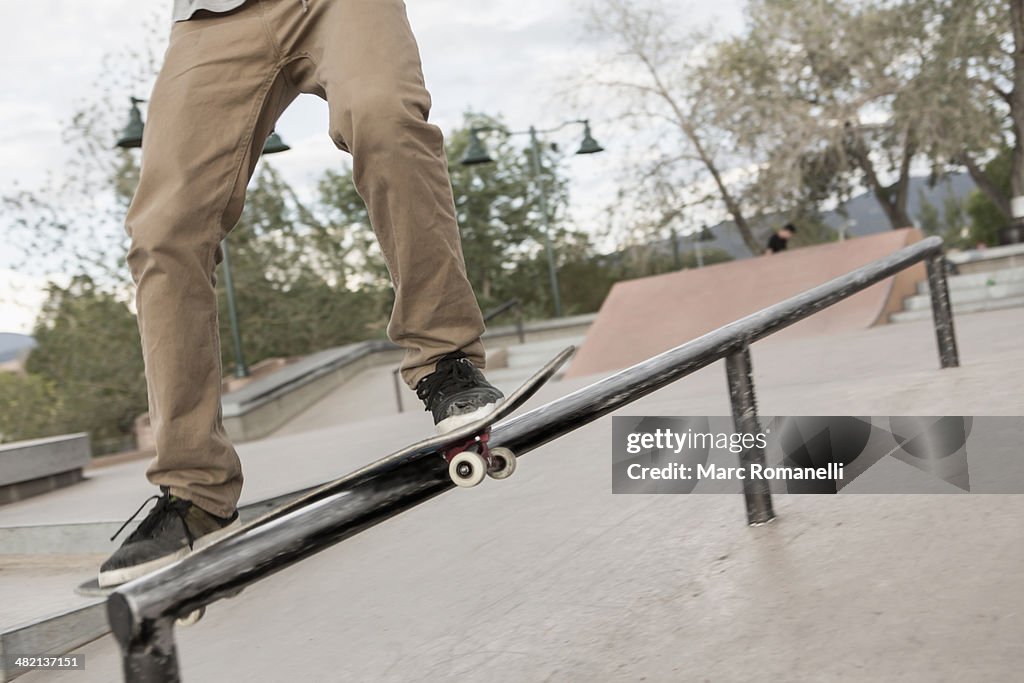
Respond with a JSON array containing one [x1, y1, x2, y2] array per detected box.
[[442, 430, 517, 487]]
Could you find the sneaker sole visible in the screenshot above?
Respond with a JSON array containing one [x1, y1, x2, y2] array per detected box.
[[97, 517, 243, 588], [434, 400, 502, 435]]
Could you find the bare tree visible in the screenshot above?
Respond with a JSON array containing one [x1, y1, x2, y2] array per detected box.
[[1012, 0, 1024, 216], [711, 0, 1018, 231], [707, 0, 932, 230], [579, 0, 764, 254], [913, 0, 1019, 223], [2, 9, 167, 288]]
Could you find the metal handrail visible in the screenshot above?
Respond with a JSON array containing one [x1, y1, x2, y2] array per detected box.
[[483, 297, 522, 323], [486, 236, 956, 521], [108, 236, 956, 682], [483, 297, 526, 345]]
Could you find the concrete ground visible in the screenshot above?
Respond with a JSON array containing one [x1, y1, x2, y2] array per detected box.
[[7, 307, 1024, 682]]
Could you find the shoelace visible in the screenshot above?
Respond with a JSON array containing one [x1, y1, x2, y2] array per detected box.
[[109, 494, 195, 548], [416, 357, 478, 409]]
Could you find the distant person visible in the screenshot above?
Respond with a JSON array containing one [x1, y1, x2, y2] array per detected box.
[[766, 223, 797, 254]]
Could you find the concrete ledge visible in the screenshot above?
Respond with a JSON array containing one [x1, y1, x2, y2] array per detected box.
[[0, 435, 91, 506], [0, 482, 320, 556], [948, 242, 1024, 274], [0, 604, 107, 683], [484, 313, 596, 347], [0, 470, 84, 506], [916, 265, 1024, 294], [891, 295, 1024, 322], [221, 316, 596, 442], [222, 342, 396, 418], [903, 282, 1024, 310], [0, 522, 130, 556], [222, 342, 401, 442]]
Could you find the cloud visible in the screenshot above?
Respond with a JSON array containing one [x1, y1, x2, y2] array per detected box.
[[0, 269, 71, 334], [0, 0, 745, 325]]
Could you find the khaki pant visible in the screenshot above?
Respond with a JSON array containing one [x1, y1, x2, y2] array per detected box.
[[126, 0, 486, 517]]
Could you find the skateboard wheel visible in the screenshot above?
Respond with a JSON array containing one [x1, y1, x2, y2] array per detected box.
[[177, 607, 205, 626], [449, 451, 487, 487], [487, 447, 517, 480]]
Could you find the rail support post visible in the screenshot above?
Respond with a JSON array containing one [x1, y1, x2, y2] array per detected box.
[[393, 367, 405, 413], [724, 345, 775, 525], [924, 252, 959, 369], [111, 613, 180, 683]]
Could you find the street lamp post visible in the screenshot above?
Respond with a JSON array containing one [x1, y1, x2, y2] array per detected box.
[[218, 239, 249, 377], [116, 99, 291, 378], [693, 225, 716, 269], [461, 119, 603, 318], [526, 125, 563, 318]]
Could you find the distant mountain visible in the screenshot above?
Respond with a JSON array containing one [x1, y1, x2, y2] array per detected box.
[[0, 333, 36, 363], [684, 174, 976, 260]]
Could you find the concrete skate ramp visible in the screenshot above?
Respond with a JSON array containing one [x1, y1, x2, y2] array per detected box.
[[567, 228, 925, 378]]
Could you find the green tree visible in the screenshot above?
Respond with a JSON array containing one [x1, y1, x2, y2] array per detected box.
[[709, 0, 922, 229], [216, 163, 393, 373], [965, 147, 1014, 244], [0, 373, 61, 444], [2, 10, 164, 284], [311, 113, 582, 318], [213, 112, 586, 373], [448, 115, 571, 309], [927, 0, 1023, 224], [917, 189, 971, 247], [706, 0, 1017, 233], [23, 277, 148, 449]]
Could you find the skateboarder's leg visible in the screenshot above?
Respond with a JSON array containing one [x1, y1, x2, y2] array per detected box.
[[126, 8, 297, 518], [286, 0, 488, 390], [99, 7, 304, 587]]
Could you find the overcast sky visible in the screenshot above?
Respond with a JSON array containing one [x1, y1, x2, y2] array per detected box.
[[0, 0, 745, 334]]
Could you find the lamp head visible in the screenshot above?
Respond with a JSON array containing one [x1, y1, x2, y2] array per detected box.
[[115, 98, 145, 149], [460, 129, 493, 165], [262, 130, 291, 155], [575, 121, 604, 155]]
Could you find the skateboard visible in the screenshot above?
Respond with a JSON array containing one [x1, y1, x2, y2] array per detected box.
[[77, 346, 575, 624]]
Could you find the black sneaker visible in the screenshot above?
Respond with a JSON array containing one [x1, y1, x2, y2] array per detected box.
[[415, 351, 504, 433], [98, 489, 240, 588]]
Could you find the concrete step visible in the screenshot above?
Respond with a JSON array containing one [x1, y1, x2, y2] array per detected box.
[[890, 295, 1024, 322], [916, 266, 1024, 294], [0, 485, 318, 556], [0, 556, 107, 682], [903, 281, 1024, 311]]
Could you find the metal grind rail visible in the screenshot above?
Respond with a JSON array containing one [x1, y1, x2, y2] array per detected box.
[[108, 235, 956, 682]]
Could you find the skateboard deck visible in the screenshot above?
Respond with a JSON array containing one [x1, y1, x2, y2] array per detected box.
[[77, 346, 575, 616], [225, 344, 574, 531]]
